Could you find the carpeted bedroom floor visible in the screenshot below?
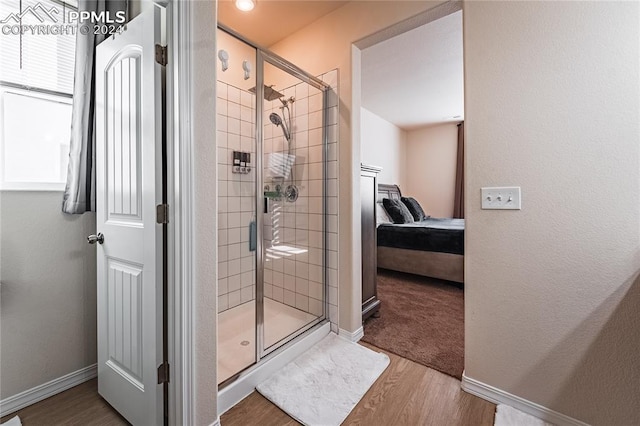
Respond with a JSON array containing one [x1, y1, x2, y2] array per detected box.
[[361, 268, 464, 379]]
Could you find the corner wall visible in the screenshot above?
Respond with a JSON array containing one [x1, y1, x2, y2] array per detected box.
[[405, 122, 458, 218], [0, 191, 97, 400], [464, 1, 640, 424], [360, 107, 406, 188]]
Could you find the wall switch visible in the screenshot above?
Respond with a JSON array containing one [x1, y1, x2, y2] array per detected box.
[[481, 187, 521, 210]]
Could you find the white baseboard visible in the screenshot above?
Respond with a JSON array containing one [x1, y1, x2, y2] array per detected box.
[[461, 372, 589, 426], [339, 326, 364, 343], [210, 418, 221, 426], [0, 364, 97, 417]]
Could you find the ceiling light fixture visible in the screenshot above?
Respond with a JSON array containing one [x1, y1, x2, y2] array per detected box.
[[235, 0, 255, 12]]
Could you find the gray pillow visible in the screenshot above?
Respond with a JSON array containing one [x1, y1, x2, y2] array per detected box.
[[401, 196, 428, 221], [382, 198, 414, 224]]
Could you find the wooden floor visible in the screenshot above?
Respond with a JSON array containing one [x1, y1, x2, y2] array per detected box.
[[1, 344, 495, 426], [0, 379, 129, 426], [221, 342, 496, 426]]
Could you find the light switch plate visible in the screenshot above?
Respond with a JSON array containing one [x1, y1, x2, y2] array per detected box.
[[481, 187, 521, 210]]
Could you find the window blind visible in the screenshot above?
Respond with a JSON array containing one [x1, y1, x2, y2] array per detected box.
[[0, 0, 77, 94]]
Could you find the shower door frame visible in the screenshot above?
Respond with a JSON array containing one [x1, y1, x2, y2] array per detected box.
[[217, 25, 331, 367]]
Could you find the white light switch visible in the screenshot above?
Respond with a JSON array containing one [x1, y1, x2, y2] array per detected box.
[[481, 187, 521, 210]]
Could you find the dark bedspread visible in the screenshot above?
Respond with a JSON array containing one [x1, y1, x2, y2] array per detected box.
[[377, 218, 464, 255]]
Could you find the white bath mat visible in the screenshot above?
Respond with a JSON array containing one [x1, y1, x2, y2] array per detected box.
[[494, 404, 555, 426], [256, 333, 390, 426], [1, 416, 21, 426]]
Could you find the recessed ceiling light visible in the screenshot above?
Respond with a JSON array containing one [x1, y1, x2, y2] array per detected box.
[[235, 0, 255, 12]]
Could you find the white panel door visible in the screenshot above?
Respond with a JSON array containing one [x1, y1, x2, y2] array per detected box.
[[95, 6, 164, 425]]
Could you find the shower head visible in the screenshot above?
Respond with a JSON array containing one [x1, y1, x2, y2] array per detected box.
[[269, 112, 291, 141], [269, 112, 282, 126]]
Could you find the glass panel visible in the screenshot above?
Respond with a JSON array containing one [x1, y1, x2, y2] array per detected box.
[[262, 62, 325, 351], [216, 29, 258, 384]]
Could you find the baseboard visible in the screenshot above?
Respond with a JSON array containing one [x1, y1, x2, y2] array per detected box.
[[461, 372, 589, 426], [339, 326, 364, 343], [0, 364, 98, 417], [210, 418, 221, 426]]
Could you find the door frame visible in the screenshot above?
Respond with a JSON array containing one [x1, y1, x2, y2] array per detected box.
[[168, 0, 219, 425]]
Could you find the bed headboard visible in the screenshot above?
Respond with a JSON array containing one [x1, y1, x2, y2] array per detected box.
[[376, 184, 402, 225], [377, 183, 402, 202]]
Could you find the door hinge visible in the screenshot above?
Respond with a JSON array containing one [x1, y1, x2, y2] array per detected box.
[[155, 44, 168, 66], [156, 204, 169, 224], [157, 361, 170, 384]]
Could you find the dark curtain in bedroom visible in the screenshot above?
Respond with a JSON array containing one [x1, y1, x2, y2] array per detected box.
[[453, 122, 464, 219]]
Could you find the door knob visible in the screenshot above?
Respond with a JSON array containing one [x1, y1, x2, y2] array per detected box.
[[87, 233, 104, 244]]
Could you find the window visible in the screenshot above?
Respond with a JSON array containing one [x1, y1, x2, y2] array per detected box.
[[0, 0, 77, 190]]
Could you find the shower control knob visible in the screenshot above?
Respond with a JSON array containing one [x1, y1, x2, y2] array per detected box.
[[87, 233, 104, 245]]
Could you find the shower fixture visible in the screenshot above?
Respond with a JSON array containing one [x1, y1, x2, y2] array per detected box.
[[269, 112, 291, 141]]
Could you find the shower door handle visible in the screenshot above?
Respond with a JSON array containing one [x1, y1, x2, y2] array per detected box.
[[87, 233, 104, 245]]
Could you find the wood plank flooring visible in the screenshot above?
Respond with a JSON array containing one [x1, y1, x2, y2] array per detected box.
[[0, 379, 129, 426], [221, 342, 496, 426], [1, 343, 495, 426]]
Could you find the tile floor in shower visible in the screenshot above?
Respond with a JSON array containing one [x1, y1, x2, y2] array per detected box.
[[218, 297, 318, 384]]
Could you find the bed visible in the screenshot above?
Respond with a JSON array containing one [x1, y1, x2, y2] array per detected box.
[[376, 184, 464, 283]]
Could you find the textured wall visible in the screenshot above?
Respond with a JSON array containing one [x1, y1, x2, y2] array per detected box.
[[360, 107, 407, 188], [0, 191, 97, 399], [464, 1, 640, 424], [405, 123, 458, 218]]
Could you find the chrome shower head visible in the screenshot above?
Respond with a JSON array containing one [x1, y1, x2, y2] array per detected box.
[[269, 112, 291, 141], [269, 112, 282, 126]]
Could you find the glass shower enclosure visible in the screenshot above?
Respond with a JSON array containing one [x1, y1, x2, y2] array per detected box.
[[216, 26, 329, 386]]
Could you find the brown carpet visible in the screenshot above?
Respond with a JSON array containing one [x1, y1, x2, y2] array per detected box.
[[361, 269, 464, 379]]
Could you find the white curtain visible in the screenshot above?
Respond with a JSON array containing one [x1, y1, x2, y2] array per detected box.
[[62, 0, 129, 214]]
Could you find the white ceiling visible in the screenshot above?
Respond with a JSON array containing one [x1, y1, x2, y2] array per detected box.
[[218, 0, 348, 47], [361, 10, 464, 130]]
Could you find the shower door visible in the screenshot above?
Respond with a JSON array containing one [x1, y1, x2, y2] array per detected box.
[[216, 29, 259, 384], [216, 26, 329, 385], [258, 57, 328, 356]]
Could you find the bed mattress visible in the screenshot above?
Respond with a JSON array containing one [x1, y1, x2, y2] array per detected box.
[[377, 218, 464, 255]]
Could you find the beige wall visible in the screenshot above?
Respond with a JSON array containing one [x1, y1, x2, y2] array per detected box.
[[405, 123, 458, 218], [361, 107, 406, 188], [464, 1, 639, 424], [193, 1, 219, 423], [269, 0, 443, 332], [0, 191, 97, 399]]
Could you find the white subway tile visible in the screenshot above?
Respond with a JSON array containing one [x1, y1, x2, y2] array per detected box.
[[227, 86, 240, 104], [309, 281, 323, 300], [283, 290, 296, 308], [240, 286, 253, 303], [296, 277, 309, 296], [228, 290, 241, 308], [218, 277, 228, 294], [272, 286, 284, 303], [308, 298, 323, 317], [228, 117, 240, 135], [216, 81, 227, 99], [295, 294, 309, 311], [283, 273, 296, 292], [218, 295, 228, 312]]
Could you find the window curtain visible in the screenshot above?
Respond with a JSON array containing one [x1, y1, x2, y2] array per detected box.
[[453, 122, 464, 219], [62, 0, 129, 214]]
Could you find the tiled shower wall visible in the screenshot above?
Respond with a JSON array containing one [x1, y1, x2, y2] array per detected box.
[[263, 70, 339, 328], [217, 81, 256, 313]]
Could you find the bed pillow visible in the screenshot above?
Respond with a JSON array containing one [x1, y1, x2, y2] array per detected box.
[[382, 198, 414, 224], [401, 197, 428, 221]]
